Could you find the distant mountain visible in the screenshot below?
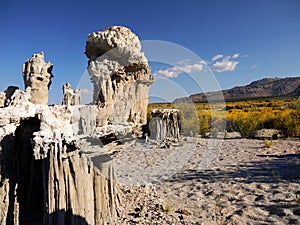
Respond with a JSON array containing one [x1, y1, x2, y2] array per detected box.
[[174, 76, 300, 103]]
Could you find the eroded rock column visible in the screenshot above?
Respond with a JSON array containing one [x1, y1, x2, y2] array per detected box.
[[22, 52, 53, 105], [85, 26, 154, 137], [149, 109, 181, 143], [62, 83, 81, 106]]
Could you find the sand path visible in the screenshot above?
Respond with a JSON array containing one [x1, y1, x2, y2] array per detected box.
[[115, 138, 300, 224]]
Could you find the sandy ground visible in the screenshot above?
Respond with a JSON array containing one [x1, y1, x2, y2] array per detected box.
[[114, 137, 300, 225]]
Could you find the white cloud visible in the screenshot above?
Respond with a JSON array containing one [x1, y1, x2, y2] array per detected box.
[[211, 57, 239, 72], [154, 52, 242, 77], [251, 64, 258, 69], [232, 53, 239, 59], [209, 53, 241, 72], [153, 61, 205, 78], [212, 54, 223, 61]]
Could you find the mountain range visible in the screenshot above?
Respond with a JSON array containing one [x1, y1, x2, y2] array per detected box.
[[174, 76, 300, 103]]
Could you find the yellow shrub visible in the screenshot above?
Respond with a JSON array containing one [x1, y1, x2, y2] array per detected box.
[[147, 98, 300, 138], [274, 109, 300, 137]]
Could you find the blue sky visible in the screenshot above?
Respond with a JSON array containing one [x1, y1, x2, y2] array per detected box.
[[0, 0, 299, 103]]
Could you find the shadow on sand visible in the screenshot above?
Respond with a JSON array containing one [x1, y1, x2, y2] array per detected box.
[[165, 153, 300, 222], [167, 153, 300, 184]]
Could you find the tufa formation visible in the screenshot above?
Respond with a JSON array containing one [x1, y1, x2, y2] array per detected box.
[[0, 102, 118, 224], [0, 25, 181, 224], [0, 25, 157, 225], [62, 82, 81, 106], [149, 109, 181, 144], [85, 26, 154, 137], [22, 52, 53, 105]]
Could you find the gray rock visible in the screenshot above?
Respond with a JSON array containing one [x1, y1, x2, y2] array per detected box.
[[149, 109, 181, 143]]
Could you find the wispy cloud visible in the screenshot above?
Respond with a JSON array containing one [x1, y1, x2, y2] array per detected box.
[[212, 54, 223, 61], [232, 53, 239, 59], [153, 61, 205, 78], [211, 54, 239, 72], [251, 64, 258, 69]]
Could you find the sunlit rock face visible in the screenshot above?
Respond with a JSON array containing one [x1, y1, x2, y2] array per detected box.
[[22, 51, 53, 105], [85, 26, 154, 137]]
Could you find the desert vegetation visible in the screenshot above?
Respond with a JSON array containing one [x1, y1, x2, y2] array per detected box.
[[148, 97, 300, 138]]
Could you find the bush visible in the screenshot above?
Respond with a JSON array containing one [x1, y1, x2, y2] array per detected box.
[[198, 112, 210, 137], [176, 103, 199, 135], [235, 112, 260, 138], [274, 109, 300, 137]]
